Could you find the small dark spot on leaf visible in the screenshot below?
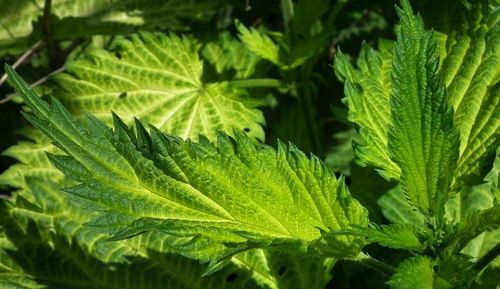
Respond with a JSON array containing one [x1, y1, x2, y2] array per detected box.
[[278, 265, 287, 276], [115, 52, 122, 59], [225, 272, 238, 283], [243, 128, 250, 133], [119, 92, 127, 99]]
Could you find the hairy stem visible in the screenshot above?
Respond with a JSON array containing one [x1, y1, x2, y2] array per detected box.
[[228, 78, 283, 88], [0, 40, 43, 89], [354, 252, 395, 277], [473, 242, 500, 273]]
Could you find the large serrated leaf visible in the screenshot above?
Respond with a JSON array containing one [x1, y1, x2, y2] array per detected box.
[[334, 3, 499, 194], [388, 1, 459, 217], [7, 65, 368, 266], [334, 41, 400, 180], [443, 6, 500, 188], [1, 170, 334, 289], [54, 32, 265, 142], [387, 256, 435, 289]]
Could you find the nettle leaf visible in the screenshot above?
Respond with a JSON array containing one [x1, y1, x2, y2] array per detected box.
[[234, 251, 336, 289], [1, 173, 337, 289], [388, 1, 459, 216], [0, 0, 222, 55], [0, 32, 265, 204], [387, 256, 435, 289], [202, 32, 262, 80], [7, 66, 369, 267], [435, 255, 475, 289], [334, 3, 499, 193], [236, 21, 282, 67], [444, 151, 499, 257], [54, 32, 265, 142], [0, 129, 63, 201], [377, 186, 427, 228], [334, 41, 400, 180], [443, 6, 500, 188], [359, 224, 426, 252]]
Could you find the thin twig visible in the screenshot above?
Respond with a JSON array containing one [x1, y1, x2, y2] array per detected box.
[[31, 66, 66, 88], [43, 0, 62, 68], [0, 66, 65, 105], [0, 40, 43, 87], [329, 9, 371, 59], [473, 242, 500, 273]]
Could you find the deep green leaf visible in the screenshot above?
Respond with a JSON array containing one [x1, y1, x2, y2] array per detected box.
[[54, 32, 265, 142], [361, 224, 426, 252], [6, 65, 369, 266], [388, 0, 459, 217], [387, 256, 434, 289], [0, 0, 223, 56]]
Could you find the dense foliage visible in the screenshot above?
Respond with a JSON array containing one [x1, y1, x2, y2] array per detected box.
[[0, 0, 498, 288]]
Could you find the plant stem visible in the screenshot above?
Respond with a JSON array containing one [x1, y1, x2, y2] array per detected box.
[[298, 92, 323, 155], [228, 78, 283, 88], [354, 252, 395, 277], [0, 40, 43, 88], [280, 0, 294, 39], [0, 66, 65, 104], [473, 242, 500, 272], [43, 0, 62, 69], [325, 0, 348, 28]]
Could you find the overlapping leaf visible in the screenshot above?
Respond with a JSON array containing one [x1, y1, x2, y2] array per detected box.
[[0, 129, 62, 201], [7, 65, 368, 268], [443, 6, 500, 188], [0, 0, 222, 56], [0, 171, 334, 289], [387, 256, 435, 289], [388, 0, 459, 216], [202, 32, 262, 80], [334, 41, 400, 180], [54, 32, 265, 142], [334, 3, 499, 193], [0, 32, 265, 201]]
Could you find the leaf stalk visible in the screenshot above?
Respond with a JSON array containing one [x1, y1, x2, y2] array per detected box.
[[354, 252, 395, 277]]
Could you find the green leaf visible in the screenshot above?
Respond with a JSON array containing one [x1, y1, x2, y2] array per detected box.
[[388, 0, 459, 216], [378, 186, 427, 228], [435, 255, 475, 289], [360, 224, 426, 252], [6, 65, 369, 265], [334, 41, 400, 180], [448, 205, 500, 254], [334, 2, 499, 192], [444, 6, 500, 188], [0, 129, 63, 202], [445, 151, 499, 256], [325, 129, 356, 176], [387, 256, 434, 289], [236, 21, 281, 67], [202, 32, 262, 80], [234, 251, 336, 289], [0, 0, 223, 56], [1, 173, 333, 289], [53, 32, 265, 142]]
